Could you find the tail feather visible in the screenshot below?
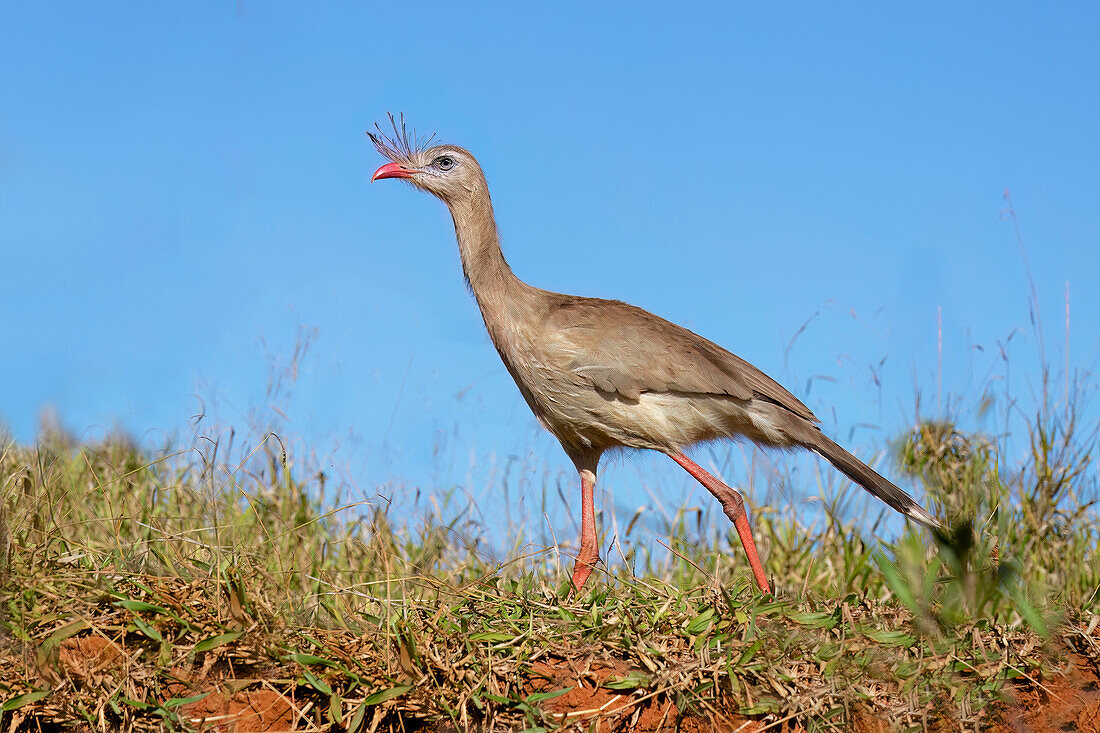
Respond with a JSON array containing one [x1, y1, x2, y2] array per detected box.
[[807, 433, 941, 530]]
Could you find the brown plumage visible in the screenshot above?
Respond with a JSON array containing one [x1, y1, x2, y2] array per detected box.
[[369, 115, 939, 595]]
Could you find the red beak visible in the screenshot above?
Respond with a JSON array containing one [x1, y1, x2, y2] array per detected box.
[[372, 162, 416, 182]]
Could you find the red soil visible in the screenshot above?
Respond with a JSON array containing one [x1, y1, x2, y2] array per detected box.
[[527, 655, 802, 732], [183, 689, 298, 733], [993, 650, 1100, 733], [52, 634, 297, 732]]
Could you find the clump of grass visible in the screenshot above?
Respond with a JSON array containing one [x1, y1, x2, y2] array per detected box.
[[1, 387, 1097, 733]]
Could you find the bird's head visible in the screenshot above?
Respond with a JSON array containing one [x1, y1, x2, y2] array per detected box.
[[368, 114, 484, 204]]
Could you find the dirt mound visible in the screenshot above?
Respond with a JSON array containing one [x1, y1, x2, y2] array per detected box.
[[526, 655, 774, 732], [183, 690, 298, 732], [994, 649, 1100, 733], [51, 633, 299, 732]]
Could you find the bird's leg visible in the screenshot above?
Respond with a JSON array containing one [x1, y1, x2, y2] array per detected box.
[[669, 453, 772, 595], [571, 468, 599, 592]]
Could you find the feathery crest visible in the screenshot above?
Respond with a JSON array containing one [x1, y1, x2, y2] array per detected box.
[[368, 112, 436, 164]]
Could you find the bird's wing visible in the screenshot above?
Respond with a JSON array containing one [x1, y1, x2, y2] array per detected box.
[[544, 296, 818, 423]]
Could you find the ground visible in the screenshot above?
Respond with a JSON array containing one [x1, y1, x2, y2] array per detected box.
[[4, 601, 1098, 732]]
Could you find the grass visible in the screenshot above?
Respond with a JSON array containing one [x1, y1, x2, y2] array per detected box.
[[2, 283, 1099, 731], [1, 379, 1097, 733]]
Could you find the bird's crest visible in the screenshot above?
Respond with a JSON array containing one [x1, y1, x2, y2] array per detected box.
[[368, 113, 436, 165]]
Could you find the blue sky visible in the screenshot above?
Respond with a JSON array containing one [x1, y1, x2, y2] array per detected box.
[[2, 4, 1097, 529]]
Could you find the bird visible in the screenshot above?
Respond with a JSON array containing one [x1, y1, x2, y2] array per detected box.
[[368, 115, 939, 595]]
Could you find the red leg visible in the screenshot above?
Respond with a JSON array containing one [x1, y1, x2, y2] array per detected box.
[[669, 453, 772, 595], [571, 468, 600, 592]]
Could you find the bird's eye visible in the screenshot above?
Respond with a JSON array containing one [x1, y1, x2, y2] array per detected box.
[[436, 156, 455, 170]]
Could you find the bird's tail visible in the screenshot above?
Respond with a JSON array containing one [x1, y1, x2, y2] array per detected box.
[[806, 432, 941, 530]]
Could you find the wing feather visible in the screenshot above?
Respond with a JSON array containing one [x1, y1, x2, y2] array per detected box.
[[545, 296, 817, 423]]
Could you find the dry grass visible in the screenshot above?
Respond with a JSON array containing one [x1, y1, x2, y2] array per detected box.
[[1, 385, 1097, 732]]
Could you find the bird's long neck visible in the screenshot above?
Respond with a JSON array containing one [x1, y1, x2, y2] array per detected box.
[[448, 187, 533, 330]]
